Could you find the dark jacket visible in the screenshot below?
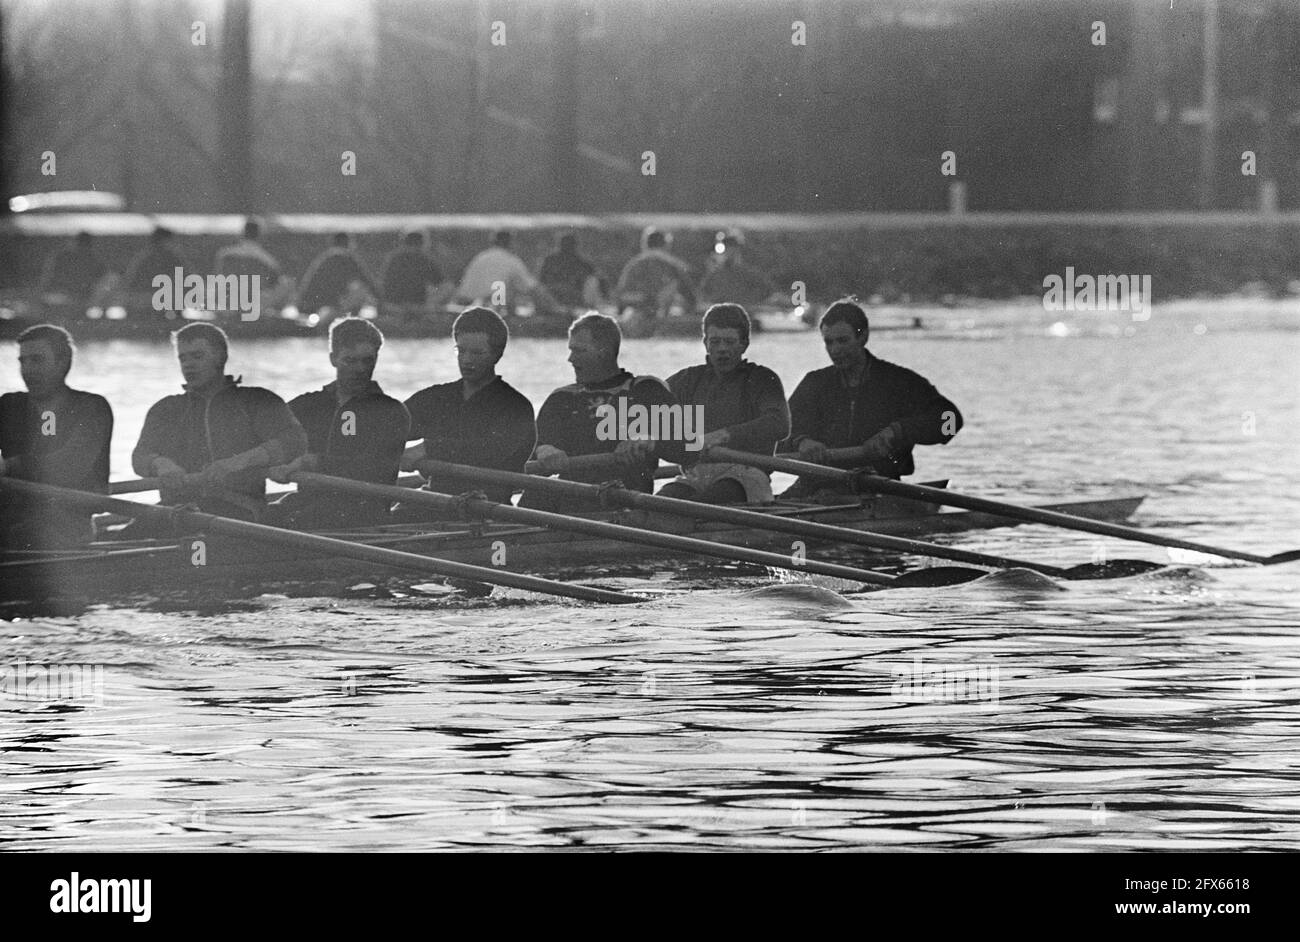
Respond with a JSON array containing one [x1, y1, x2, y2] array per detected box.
[[666, 360, 790, 458], [539, 249, 596, 307], [280, 381, 409, 525], [405, 377, 536, 504], [379, 248, 444, 305], [533, 369, 685, 493], [133, 377, 307, 507], [787, 352, 962, 477], [0, 387, 113, 547]]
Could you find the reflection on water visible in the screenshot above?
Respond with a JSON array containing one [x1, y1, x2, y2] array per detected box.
[[1, 304, 1298, 850]]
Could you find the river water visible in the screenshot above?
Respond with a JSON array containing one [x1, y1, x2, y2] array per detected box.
[[1, 299, 1298, 850]]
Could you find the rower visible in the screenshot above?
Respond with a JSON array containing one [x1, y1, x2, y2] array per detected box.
[[660, 303, 789, 504], [297, 232, 378, 321], [613, 227, 695, 326], [378, 229, 453, 316], [37, 231, 116, 314], [403, 307, 536, 505], [132, 323, 307, 522], [268, 318, 410, 528], [213, 217, 291, 313], [121, 226, 187, 316], [523, 312, 684, 511], [538, 232, 604, 309], [454, 229, 560, 316], [698, 229, 775, 307], [0, 324, 113, 549], [784, 298, 963, 499]]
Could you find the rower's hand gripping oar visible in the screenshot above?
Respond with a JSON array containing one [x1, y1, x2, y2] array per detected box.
[[2, 478, 638, 605], [710, 446, 1297, 567]]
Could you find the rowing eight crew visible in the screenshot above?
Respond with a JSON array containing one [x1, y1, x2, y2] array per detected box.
[[0, 300, 962, 550]]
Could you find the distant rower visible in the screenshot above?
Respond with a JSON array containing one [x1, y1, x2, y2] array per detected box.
[[784, 299, 962, 498], [614, 227, 695, 329], [404, 307, 536, 505], [698, 229, 775, 307], [661, 303, 790, 503], [269, 318, 410, 527], [213, 217, 291, 314], [38, 231, 116, 313], [122, 226, 187, 315], [0, 325, 113, 548], [454, 229, 560, 316], [132, 323, 307, 521], [297, 232, 378, 320], [539, 232, 604, 309], [379, 229, 454, 317]]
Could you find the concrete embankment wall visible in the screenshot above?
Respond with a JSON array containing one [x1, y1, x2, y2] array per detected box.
[[3, 212, 1299, 302]]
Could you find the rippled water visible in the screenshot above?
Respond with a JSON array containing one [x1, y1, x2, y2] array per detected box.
[[2, 299, 1298, 850]]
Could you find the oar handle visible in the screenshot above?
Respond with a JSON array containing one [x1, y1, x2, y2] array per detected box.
[[522, 453, 682, 479], [110, 477, 162, 495], [112, 472, 427, 495]]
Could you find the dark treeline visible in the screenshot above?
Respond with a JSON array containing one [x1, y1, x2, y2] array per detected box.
[[2, 0, 1298, 214]]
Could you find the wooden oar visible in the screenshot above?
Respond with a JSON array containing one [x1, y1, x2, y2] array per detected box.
[[521, 453, 682, 479], [415, 459, 1095, 584], [429, 459, 1167, 580], [0, 479, 637, 605], [111, 464, 688, 496], [292, 471, 914, 587], [711, 445, 1300, 566]]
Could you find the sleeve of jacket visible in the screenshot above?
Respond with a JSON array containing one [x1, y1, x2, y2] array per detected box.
[[635, 376, 687, 466], [132, 398, 173, 475], [533, 390, 568, 453], [354, 400, 410, 484], [785, 372, 821, 449], [250, 389, 308, 465], [890, 370, 963, 447], [28, 396, 113, 490], [722, 366, 789, 453], [503, 393, 538, 473], [402, 389, 434, 443]]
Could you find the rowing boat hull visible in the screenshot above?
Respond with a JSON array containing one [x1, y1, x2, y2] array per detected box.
[[0, 493, 1144, 602]]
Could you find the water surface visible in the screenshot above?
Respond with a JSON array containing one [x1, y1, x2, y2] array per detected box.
[[2, 300, 1298, 850]]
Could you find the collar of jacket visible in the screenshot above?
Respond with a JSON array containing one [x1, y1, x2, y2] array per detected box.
[[183, 374, 241, 396], [323, 379, 385, 401]]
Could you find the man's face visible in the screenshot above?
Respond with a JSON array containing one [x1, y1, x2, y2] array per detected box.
[[455, 332, 499, 384], [821, 321, 868, 371], [18, 340, 68, 398], [330, 341, 379, 389], [567, 329, 611, 384], [176, 338, 225, 390], [704, 325, 747, 374]]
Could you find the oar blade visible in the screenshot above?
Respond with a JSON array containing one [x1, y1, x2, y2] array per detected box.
[[1061, 559, 1167, 580], [889, 566, 989, 588], [1264, 549, 1300, 566]]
